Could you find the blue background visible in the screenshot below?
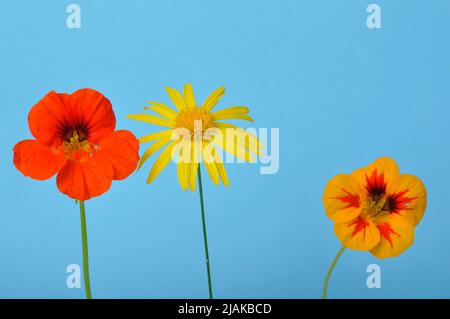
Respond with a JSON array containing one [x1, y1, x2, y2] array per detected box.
[[0, 0, 449, 298]]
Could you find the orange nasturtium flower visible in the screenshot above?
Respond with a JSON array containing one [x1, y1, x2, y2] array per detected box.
[[321, 157, 427, 298], [13, 88, 140, 298], [127, 84, 262, 298]]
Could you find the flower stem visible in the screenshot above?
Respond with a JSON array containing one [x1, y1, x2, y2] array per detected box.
[[322, 246, 346, 299], [79, 200, 92, 299], [197, 166, 213, 299]]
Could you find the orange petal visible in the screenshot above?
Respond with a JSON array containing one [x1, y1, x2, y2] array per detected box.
[[334, 217, 381, 251], [385, 174, 426, 226], [351, 157, 400, 199], [97, 130, 140, 180], [56, 157, 113, 200], [13, 139, 66, 180], [28, 91, 68, 146], [322, 174, 365, 223], [371, 214, 415, 259], [65, 88, 116, 144]]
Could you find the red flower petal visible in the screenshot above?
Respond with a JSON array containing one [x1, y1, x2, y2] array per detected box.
[[28, 91, 68, 146], [65, 88, 116, 144], [28, 89, 116, 147], [56, 157, 114, 200], [97, 130, 140, 180], [13, 139, 67, 180]]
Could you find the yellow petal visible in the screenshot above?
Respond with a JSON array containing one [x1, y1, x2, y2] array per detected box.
[[214, 122, 237, 129], [215, 123, 262, 151], [146, 141, 178, 184], [213, 149, 229, 187], [351, 157, 400, 196], [139, 130, 172, 144], [386, 174, 427, 226], [166, 87, 187, 110], [127, 114, 173, 127], [213, 131, 255, 162], [138, 136, 171, 170], [202, 143, 220, 185], [191, 139, 202, 191], [370, 214, 414, 259], [177, 150, 189, 191], [218, 127, 263, 156], [322, 174, 365, 223], [212, 106, 249, 117], [236, 135, 263, 156], [201, 86, 225, 112], [183, 83, 196, 109], [189, 162, 199, 191], [144, 102, 177, 120], [334, 217, 381, 251], [214, 113, 254, 123]]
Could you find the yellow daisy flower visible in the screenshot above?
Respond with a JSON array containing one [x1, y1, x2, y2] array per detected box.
[[127, 83, 262, 298], [127, 83, 262, 190]]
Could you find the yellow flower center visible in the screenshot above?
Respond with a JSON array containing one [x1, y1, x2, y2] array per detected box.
[[174, 107, 214, 137], [62, 130, 92, 157], [363, 196, 390, 222]]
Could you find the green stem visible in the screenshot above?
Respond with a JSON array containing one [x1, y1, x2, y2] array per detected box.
[[79, 200, 92, 299], [197, 166, 213, 299], [322, 246, 346, 299]]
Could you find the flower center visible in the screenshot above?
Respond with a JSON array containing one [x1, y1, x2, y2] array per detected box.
[[174, 107, 214, 137], [363, 196, 390, 221], [62, 130, 93, 158]]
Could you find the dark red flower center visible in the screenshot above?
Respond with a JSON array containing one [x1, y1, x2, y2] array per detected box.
[[58, 121, 90, 143]]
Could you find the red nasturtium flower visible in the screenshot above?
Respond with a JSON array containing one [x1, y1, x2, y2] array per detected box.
[[13, 88, 139, 200]]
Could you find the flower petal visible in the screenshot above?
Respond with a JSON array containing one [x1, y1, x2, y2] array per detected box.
[[127, 114, 173, 127], [201, 87, 225, 112], [351, 157, 400, 198], [385, 174, 427, 226], [202, 142, 220, 186], [28, 89, 116, 146], [28, 91, 68, 145], [183, 83, 197, 109], [213, 106, 249, 117], [370, 214, 414, 259], [137, 134, 172, 170], [177, 156, 189, 191], [144, 102, 177, 120], [334, 217, 381, 251], [56, 157, 114, 200], [13, 139, 67, 180], [139, 130, 173, 144], [217, 126, 263, 156], [65, 88, 116, 144], [212, 148, 229, 187], [188, 140, 201, 191], [166, 87, 187, 110], [96, 130, 140, 180], [147, 141, 180, 184], [213, 130, 255, 162], [213, 107, 253, 122], [323, 174, 365, 223]]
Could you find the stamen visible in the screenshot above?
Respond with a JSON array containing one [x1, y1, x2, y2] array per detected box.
[[363, 196, 390, 222], [62, 130, 94, 158]]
